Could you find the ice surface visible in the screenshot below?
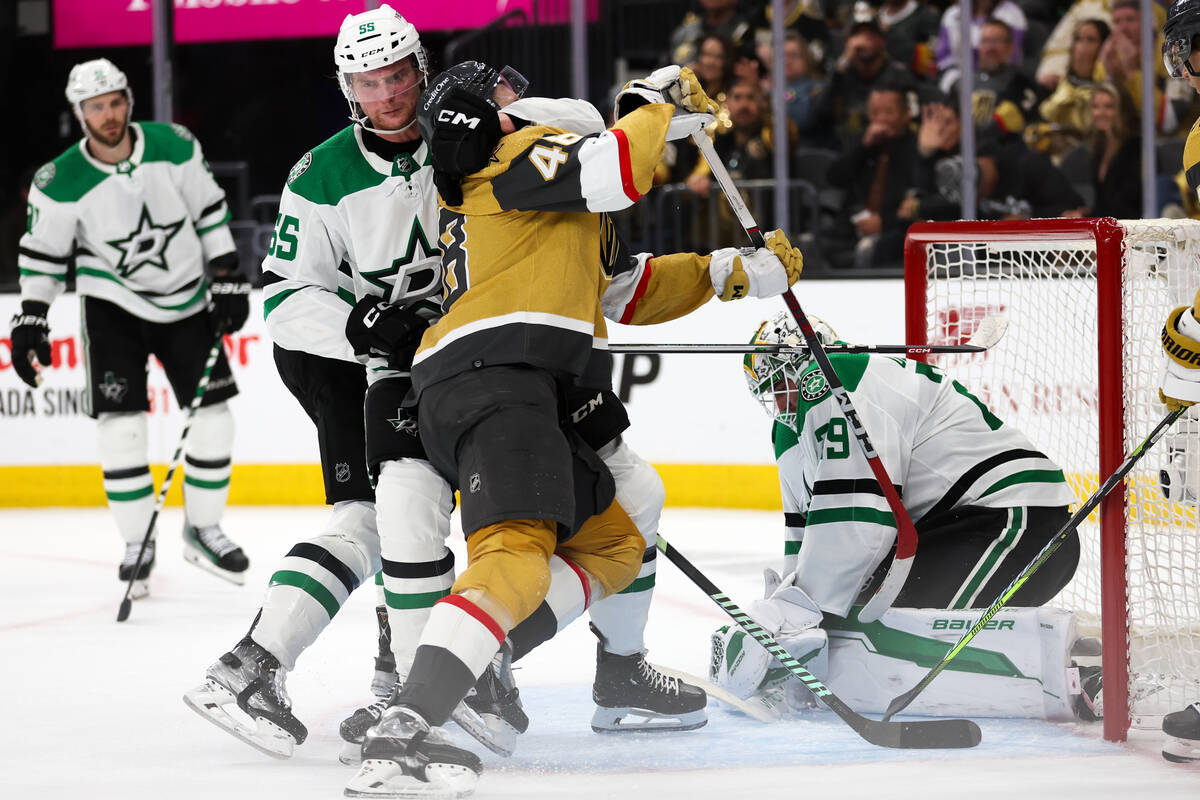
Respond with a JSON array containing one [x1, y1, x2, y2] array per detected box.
[[2, 506, 1198, 799]]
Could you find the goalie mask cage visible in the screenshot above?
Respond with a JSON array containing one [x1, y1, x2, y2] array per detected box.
[[904, 217, 1200, 742]]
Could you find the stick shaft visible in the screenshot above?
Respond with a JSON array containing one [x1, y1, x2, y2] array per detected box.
[[608, 343, 988, 355]]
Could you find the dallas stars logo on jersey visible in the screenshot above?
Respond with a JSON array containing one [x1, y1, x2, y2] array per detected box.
[[106, 204, 186, 278], [800, 370, 828, 402]]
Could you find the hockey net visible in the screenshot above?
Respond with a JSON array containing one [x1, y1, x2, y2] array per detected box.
[[904, 218, 1200, 741]]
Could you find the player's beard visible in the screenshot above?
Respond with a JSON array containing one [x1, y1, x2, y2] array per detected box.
[[85, 116, 129, 149]]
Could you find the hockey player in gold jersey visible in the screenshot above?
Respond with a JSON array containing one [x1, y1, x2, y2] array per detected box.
[[344, 63, 803, 798]]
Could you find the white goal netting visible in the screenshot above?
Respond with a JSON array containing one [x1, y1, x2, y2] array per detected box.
[[908, 218, 1200, 732]]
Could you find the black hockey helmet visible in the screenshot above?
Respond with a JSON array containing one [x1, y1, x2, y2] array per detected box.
[[1164, 0, 1200, 77]]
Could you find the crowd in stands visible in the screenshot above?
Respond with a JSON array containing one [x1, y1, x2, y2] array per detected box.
[[659, 0, 1199, 270]]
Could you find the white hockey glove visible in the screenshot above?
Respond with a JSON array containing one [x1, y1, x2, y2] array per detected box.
[[708, 229, 804, 301], [1161, 304, 1200, 412], [613, 79, 667, 121], [1160, 444, 1200, 503]]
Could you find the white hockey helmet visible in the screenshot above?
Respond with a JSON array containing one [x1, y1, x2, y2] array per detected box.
[[65, 58, 133, 119], [744, 313, 838, 431], [334, 4, 427, 134]]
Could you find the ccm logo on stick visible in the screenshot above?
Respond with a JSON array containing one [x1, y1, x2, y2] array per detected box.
[[438, 110, 480, 129]]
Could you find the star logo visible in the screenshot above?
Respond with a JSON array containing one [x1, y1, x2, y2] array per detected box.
[[387, 409, 418, 436], [799, 370, 828, 402], [106, 205, 185, 278], [360, 220, 440, 303], [98, 371, 128, 403]]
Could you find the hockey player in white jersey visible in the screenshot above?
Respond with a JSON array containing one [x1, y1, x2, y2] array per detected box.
[[710, 313, 1092, 721], [9, 58, 250, 596]]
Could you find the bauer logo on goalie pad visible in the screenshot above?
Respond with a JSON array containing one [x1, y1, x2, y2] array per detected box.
[[287, 153, 312, 186], [34, 163, 55, 190], [799, 371, 828, 402], [932, 618, 1015, 631]]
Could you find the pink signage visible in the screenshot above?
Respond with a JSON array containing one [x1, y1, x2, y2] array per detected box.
[[54, 1, 595, 49]]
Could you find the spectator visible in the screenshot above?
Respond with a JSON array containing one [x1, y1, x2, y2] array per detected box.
[[877, 0, 941, 78], [750, 0, 834, 72], [825, 83, 919, 269], [1086, 81, 1143, 219], [1031, 18, 1109, 158], [670, 0, 754, 66], [905, 99, 988, 222], [941, 18, 1042, 139], [688, 77, 785, 199], [1097, 0, 1186, 133], [935, 0, 1028, 77], [980, 136, 1088, 219], [813, 20, 913, 149], [780, 30, 826, 142]]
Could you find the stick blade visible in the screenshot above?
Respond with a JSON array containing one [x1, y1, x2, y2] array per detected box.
[[117, 598, 131, 622], [965, 314, 1009, 349], [860, 717, 982, 749]]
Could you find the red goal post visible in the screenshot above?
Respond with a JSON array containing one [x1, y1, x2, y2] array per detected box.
[[903, 217, 1200, 743]]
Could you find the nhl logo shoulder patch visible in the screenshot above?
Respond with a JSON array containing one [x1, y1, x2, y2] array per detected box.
[[799, 370, 828, 402], [34, 163, 55, 190], [288, 152, 313, 186]]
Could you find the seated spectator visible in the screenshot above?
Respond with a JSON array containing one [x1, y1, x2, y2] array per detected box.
[[687, 77, 786, 198], [877, 0, 941, 78], [1029, 18, 1109, 159], [670, 0, 754, 65], [1097, 0, 1186, 134], [1086, 81, 1142, 219], [750, 0, 833, 70], [812, 20, 914, 149], [658, 32, 739, 185], [779, 30, 826, 144], [904, 99, 987, 223], [825, 82, 919, 269], [935, 0, 1027, 77], [941, 18, 1042, 139], [979, 135, 1088, 219]]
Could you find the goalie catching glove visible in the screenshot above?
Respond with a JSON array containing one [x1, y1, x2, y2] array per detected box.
[[345, 296, 430, 370], [709, 229, 803, 301], [1161, 303, 1200, 411], [8, 300, 51, 388]]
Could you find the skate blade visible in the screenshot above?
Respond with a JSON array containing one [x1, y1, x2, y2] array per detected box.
[[345, 759, 478, 799], [1162, 737, 1200, 763], [449, 704, 517, 757], [183, 680, 295, 759], [183, 546, 247, 585], [590, 706, 708, 733]]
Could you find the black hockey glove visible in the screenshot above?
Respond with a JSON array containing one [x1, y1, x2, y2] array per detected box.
[[9, 300, 52, 388], [207, 254, 251, 334], [345, 296, 430, 370]]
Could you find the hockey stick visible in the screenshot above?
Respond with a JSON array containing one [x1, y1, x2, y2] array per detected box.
[[116, 333, 226, 622], [656, 534, 981, 748], [689, 130, 917, 623], [609, 316, 1008, 356], [651, 663, 780, 723], [880, 406, 1187, 721]]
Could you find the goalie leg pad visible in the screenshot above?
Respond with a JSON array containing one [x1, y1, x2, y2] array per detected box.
[[252, 500, 380, 670], [97, 411, 155, 545], [709, 624, 829, 701]]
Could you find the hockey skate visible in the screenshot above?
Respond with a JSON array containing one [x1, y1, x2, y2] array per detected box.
[[1072, 665, 1103, 721], [1162, 702, 1200, 763], [340, 694, 394, 765], [345, 705, 481, 799], [118, 539, 155, 600], [450, 642, 528, 757], [182, 521, 249, 584], [182, 636, 307, 759], [590, 626, 707, 733]]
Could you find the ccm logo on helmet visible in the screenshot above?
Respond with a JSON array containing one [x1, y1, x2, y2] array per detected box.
[[438, 110, 480, 129], [361, 47, 385, 57]]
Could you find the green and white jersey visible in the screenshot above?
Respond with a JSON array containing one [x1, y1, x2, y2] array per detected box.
[[260, 125, 441, 369], [18, 122, 235, 323], [775, 353, 1074, 616]]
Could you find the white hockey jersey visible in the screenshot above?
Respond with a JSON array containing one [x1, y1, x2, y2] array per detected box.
[[775, 353, 1074, 617], [261, 98, 607, 370], [18, 122, 235, 323]]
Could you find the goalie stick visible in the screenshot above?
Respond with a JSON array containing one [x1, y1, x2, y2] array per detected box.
[[880, 406, 1187, 721], [609, 315, 1008, 356], [116, 333, 226, 623], [656, 533, 981, 748], [688, 129, 917, 622]]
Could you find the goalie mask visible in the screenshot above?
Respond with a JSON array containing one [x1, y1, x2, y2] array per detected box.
[[744, 313, 838, 431], [334, 4, 428, 134], [65, 58, 133, 125], [1163, 0, 1200, 78]]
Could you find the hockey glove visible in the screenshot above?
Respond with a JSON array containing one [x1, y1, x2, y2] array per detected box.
[[1160, 304, 1200, 411], [208, 260, 252, 335], [345, 295, 430, 370], [708, 229, 804, 301], [613, 78, 668, 120], [1160, 445, 1199, 503], [9, 300, 51, 388]]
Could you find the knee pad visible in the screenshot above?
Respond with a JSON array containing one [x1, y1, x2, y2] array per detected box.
[[456, 519, 558, 628], [557, 501, 644, 598], [376, 458, 454, 563], [600, 439, 664, 546], [311, 499, 381, 580], [96, 412, 148, 470], [188, 402, 235, 461]]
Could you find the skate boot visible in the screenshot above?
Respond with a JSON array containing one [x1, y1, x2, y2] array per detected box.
[[591, 626, 707, 733], [1162, 701, 1200, 763], [450, 641, 528, 757], [183, 521, 249, 584], [118, 539, 155, 600], [345, 705, 481, 799], [340, 693, 394, 766], [183, 635, 307, 759]]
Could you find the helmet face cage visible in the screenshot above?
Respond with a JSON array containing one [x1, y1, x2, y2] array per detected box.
[[1164, 34, 1199, 78], [743, 313, 838, 432], [334, 4, 428, 133]]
